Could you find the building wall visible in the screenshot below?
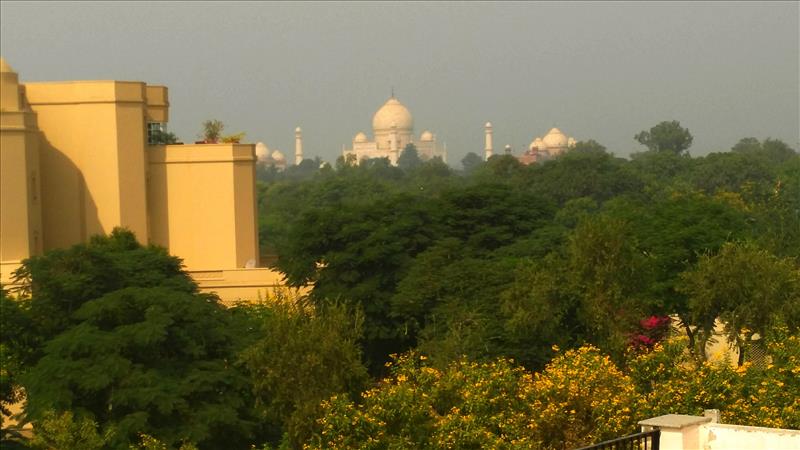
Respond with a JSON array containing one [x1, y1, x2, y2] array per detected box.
[[189, 267, 303, 306], [22, 81, 150, 249], [0, 66, 43, 283], [374, 129, 413, 151], [147, 144, 259, 271], [703, 423, 800, 450], [346, 138, 445, 165], [0, 60, 291, 303], [642, 414, 800, 450], [145, 85, 169, 123]]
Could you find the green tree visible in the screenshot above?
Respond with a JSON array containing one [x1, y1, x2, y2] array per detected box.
[[276, 190, 445, 371], [687, 151, 774, 195], [1, 288, 38, 445], [12, 230, 255, 448], [629, 150, 693, 193], [27, 410, 114, 450], [460, 152, 483, 173], [570, 139, 607, 154], [525, 149, 645, 206], [601, 192, 751, 355], [732, 137, 797, 165], [286, 158, 319, 181], [635, 120, 693, 154], [759, 138, 798, 164], [23, 286, 255, 449], [11, 228, 196, 341], [238, 296, 368, 448], [731, 137, 762, 154], [397, 143, 422, 171], [393, 241, 521, 367], [679, 242, 800, 365], [474, 154, 526, 182]]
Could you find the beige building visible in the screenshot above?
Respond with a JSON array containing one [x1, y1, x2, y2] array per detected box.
[[344, 95, 446, 165], [518, 127, 577, 164], [0, 58, 287, 304]]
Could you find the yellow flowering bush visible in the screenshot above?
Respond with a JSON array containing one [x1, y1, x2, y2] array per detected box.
[[306, 333, 800, 449], [527, 346, 639, 450], [307, 347, 644, 450], [306, 352, 538, 449], [627, 329, 800, 429], [724, 329, 800, 428]]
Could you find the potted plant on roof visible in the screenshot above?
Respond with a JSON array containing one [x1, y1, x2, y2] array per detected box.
[[198, 119, 224, 144]]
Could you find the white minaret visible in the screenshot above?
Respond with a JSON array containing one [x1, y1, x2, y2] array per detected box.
[[295, 126, 303, 165], [484, 122, 493, 160]]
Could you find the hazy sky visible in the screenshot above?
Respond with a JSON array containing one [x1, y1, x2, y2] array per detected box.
[[2, 1, 798, 165]]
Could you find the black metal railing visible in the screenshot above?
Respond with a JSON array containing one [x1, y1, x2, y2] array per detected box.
[[574, 429, 660, 450]]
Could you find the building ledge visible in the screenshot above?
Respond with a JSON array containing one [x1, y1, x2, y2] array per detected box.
[[639, 414, 712, 430]]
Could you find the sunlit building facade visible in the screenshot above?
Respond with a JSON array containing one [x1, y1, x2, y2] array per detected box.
[[0, 58, 287, 304]]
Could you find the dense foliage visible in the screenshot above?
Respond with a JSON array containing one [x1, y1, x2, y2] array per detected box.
[[2, 128, 798, 448]]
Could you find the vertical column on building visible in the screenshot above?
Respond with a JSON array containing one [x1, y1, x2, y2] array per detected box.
[[0, 58, 43, 283], [484, 121, 493, 160], [295, 126, 303, 165]]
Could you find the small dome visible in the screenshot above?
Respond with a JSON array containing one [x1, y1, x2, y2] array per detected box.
[[567, 137, 577, 147], [372, 97, 413, 132], [271, 150, 286, 161], [420, 130, 433, 141], [543, 128, 568, 148], [255, 142, 270, 160], [354, 132, 368, 143], [529, 137, 545, 151], [485, 121, 492, 128], [295, 126, 302, 133]]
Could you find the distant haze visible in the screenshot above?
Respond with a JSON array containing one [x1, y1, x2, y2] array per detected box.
[[2, 1, 798, 165]]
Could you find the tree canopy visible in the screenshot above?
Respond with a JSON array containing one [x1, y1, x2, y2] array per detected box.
[[4, 130, 799, 448], [635, 120, 694, 154]]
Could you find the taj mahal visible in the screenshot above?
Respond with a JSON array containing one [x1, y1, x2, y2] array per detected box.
[[343, 95, 447, 165], [251, 95, 578, 171]]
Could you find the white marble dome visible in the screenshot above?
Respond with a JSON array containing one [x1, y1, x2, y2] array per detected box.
[[255, 142, 270, 160], [529, 137, 545, 151], [354, 131, 368, 143], [372, 97, 413, 131], [271, 150, 286, 161], [543, 128, 568, 148], [420, 130, 433, 141]]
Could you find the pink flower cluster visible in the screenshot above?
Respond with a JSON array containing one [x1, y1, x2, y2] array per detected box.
[[629, 315, 671, 350]]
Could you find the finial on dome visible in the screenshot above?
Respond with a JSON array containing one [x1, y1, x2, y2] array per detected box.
[[391, 86, 394, 98]]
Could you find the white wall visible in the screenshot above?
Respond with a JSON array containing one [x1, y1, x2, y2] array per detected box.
[[703, 423, 800, 450]]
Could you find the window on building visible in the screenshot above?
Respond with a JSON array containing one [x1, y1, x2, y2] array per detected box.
[[147, 122, 167, 145]]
